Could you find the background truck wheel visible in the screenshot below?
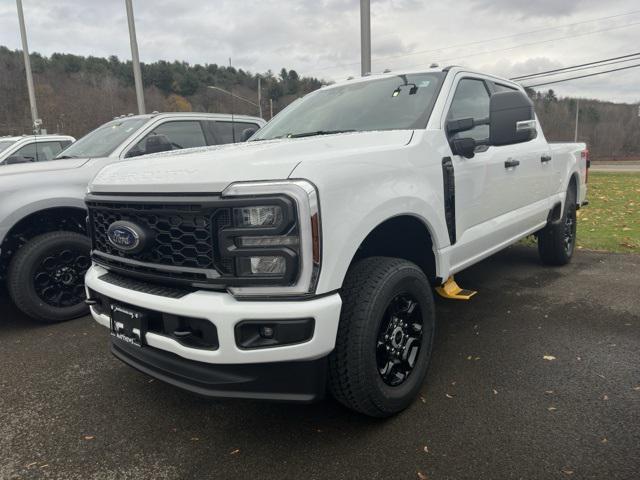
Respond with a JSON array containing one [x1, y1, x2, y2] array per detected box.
[[328, 257, 436, 417], [538, 187, 577, 266], [7, 231, 91, 323]]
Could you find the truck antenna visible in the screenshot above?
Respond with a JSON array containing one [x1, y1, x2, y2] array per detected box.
[[229, 57, 236, 143]]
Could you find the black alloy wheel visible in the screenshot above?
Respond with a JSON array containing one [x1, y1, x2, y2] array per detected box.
[[376, 293, 423, 387]]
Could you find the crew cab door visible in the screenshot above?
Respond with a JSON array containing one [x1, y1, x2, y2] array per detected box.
[[443, 75, 550, 269]]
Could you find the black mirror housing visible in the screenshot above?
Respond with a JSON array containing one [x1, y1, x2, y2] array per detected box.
[[489, 91, 536, 146], [451, 137, 477, 159]]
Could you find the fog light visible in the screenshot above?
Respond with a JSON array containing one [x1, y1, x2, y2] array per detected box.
[[238, 256, 286, 276], [259, 326, 275, 338]]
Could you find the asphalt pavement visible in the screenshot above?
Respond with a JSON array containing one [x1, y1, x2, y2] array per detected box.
[[590, 161, 640, 172], [1, 245, 639, 480]]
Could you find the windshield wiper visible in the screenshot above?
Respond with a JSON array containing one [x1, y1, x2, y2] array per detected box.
[[287, 129, 356, 138], [55, 155, 78, 159]]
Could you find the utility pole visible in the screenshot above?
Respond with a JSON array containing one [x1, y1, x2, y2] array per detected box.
[[257, 76, 263, 119], [125, 0, 145, 114], [270, 99, 274, 119], [16, 0, 40, 134], [574, 98, 580, 142], [360, 0, 371, 76]]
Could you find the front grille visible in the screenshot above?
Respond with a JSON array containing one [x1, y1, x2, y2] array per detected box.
[[87, 196, 232, 282]]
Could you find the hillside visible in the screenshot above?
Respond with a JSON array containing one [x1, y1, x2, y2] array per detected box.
[[1, 46, 639, 160]]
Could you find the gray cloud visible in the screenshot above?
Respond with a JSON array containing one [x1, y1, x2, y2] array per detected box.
[[0, 0, 638, 102]]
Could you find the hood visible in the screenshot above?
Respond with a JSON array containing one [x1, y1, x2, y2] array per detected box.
[[89, 130, 413, 193], [0, 157, 91, 177]]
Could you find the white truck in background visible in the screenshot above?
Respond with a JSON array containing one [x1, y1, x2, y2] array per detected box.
[[84, 67, 588, 416], [0, 112, 265, 322], [0, 134, 75, 165]]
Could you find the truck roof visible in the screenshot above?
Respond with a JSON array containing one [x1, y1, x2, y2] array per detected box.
[[0, 134, 75, 141], [323, 65, 521, 92], [108, 112, 265, 123]]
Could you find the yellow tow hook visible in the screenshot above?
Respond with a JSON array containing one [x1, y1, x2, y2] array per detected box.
[[435, 276, 477, 301]]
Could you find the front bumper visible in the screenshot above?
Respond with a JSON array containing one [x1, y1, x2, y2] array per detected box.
[[86, 264, 342, 401], [111, 337, 328, 402], [86, 264, 342, 365]]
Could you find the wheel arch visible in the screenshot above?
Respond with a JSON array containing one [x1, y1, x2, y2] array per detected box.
[[341, 214, 440, 288], [0, 205, 87, 277]]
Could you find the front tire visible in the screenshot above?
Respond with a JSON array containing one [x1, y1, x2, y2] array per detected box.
[[538, 187, 577, 266], [7, 231, 91, 323], [328, 257, 435, 417]]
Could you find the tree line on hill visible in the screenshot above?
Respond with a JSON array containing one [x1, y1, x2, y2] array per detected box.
[[1, 46, 638, 160]]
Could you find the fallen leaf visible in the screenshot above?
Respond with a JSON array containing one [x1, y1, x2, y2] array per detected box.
[[633, 386, 640, 391], [26, 462, 37, 468], [543, 355, 556, 361], [420, 396, 427, 404], [83, 435, 95, 441], [547, 406, 557, 412], [423, 445, 429, 453], [545, 390, 554, 394], [191, 437, 200, 441], [601, 438, 608, 444], [230, 448, 240, 455], [417, 472, 428, 480], [492, 389, 498, 395], [445, 393, 454, 399], [40, 465, 49, 469], [602, 395, 609, 401], [561, 467, 574, 475]]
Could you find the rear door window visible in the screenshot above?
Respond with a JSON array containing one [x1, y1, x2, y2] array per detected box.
[[203, 121, 260, 145]]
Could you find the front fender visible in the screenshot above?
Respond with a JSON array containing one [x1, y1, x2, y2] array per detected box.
[[316, 196, 447, 294]]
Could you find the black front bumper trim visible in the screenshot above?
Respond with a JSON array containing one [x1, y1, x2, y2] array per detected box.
[[111, 338, 327, 403]]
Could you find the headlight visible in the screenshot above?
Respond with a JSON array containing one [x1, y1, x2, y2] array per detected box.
[[233, 206, 283, 228], [221, 180, 321, 297]]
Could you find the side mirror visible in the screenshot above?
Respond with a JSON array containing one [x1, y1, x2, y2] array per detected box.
[[489, 91, 536, 146], [451, 138, 477, 159], [5, 155, 31, 165], [240, 128, 257, 142], [144, 134, 172, 154]]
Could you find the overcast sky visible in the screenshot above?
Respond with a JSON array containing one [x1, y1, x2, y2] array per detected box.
[[0, 0, 639, 103]]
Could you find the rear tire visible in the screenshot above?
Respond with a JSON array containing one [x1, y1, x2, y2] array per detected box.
[[538, 186, 577, 266], [7, 231, 91, 323], [328, 257, 435, 417]]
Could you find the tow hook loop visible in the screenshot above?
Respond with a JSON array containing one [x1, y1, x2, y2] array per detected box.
[[435, 276, 477, 301]]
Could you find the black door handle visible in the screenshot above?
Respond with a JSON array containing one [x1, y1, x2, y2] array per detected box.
[[504, 159, 520, 168], [541, 155, 552, 163]]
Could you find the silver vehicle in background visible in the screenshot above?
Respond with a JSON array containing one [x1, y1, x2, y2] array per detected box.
[[0, 112, 265, 322]]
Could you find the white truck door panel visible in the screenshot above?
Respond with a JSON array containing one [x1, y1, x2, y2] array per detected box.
[[443, 75, 552, 269]]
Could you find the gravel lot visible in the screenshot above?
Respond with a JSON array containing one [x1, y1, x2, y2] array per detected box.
[[1, 245, 639, 480]]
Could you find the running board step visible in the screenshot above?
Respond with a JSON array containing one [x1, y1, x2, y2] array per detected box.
[[435, 276, 477, 301]]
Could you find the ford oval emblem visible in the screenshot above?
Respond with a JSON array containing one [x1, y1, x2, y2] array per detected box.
[[106, 221, 144, 253]]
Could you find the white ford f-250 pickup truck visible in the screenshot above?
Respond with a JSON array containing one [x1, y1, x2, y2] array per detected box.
[[85, 66, 588, 417], [0, 112, 265, 322]]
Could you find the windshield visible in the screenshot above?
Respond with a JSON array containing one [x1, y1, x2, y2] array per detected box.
[[57, 118, 147, 158], [252, 73, 445, 141], [0, 140, 17, 154]]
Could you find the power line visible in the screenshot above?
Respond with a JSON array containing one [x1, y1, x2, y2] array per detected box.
[[511, 52, 640, 80], [306, 8, 640, 75], [412, 20, 640, 70], [523, 63, 640, 88]]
